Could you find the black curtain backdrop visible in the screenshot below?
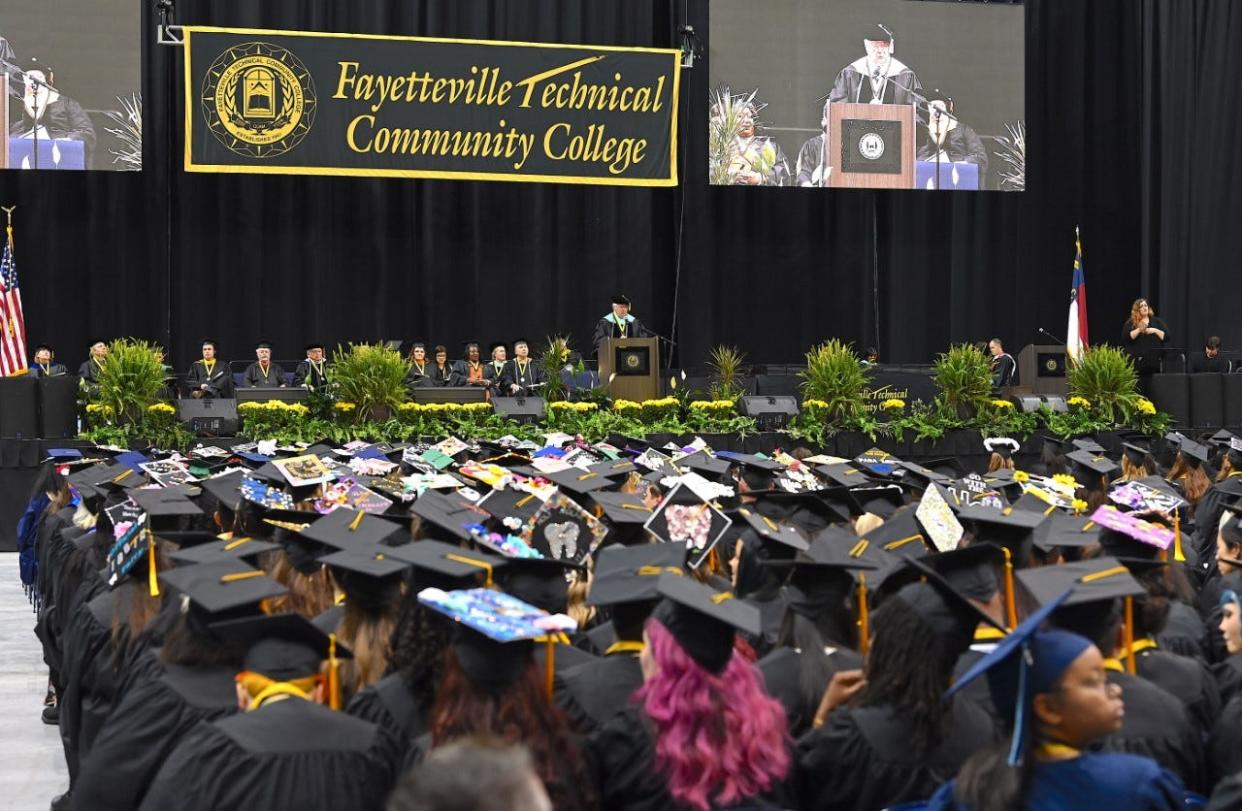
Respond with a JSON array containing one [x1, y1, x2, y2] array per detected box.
[[0, 0, 1238, 373]]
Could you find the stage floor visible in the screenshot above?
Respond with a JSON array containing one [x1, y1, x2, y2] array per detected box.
[[0, 554, 69, 809]]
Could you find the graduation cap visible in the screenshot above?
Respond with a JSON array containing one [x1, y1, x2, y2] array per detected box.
[[129, 487, 205, 519], [320, 544, 412, 612], [611, 294, 632, 306], [644, 483, 732, 570], [588, 543, 687, 607], [212, 612, 353, 683], [863, 22, 894, 43], [892, 557, 1005, 657], [159, 560, 287, 617], [733, 507, 810, 552], [749, 487, 858, 527], [84, 462, 148, 492], [674, 451, 733, 481], [540, 467, 615, 496], [852, 484, 907, 519], [1090, 505, 1174, 562], [1207, 430, 1239, 448], [861, 506, 931, 558], [476, 488, 544, 528], [895, 459, 952, 488], [956, 504, 1047, 563], [383, 539, 508, 589], [984, 438, 1021, 461], [1121, 442, 1152, 466], [650, 572, 760, 673], [1031, 512, 1102, 554], [240, 477, 294, 510], [922, 457, 968, 480], [523, 491, 609, 565], [1071, 437, 1107, 454], [410, 490, 491, 543], [298, 508, 405, 551], [1177, 439, 1210, 468], [168, 535, 281, 566], [591, 490, 655, 525], [815, 463, 871, 489], [1066, 450, 1120, 479]]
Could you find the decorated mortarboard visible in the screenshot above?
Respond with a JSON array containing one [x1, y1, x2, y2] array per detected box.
[[914, 486, 964, 553], [1066, 450, 1120, 478], [733, 507, 810, 552], [159, 560, 287, 615], [476, 487, 545, 530], [522, 491, 609, 565], [650, 572, 760, 673], [644, 482, 732, 570], [129, 487, 205, 518], [1108, 477, 1186, 514], [674, 450, 733, 480], [168, 535, 281, 565], [240, 477, 294, 511], [1090, 505, 1174, 557], [271, 454, 335, 488], [853, 447, 899, 477], [984, 437, 1021, 461], [540, 467, 615, 496], [104, 499, 153, 590], [943, 474, 1007, 510], [861, 506, 932, 558], [588, 544, 687, 606], [211, 612, 353, 683], [298, 507, 405, 551], [410, 489, 491, 542]]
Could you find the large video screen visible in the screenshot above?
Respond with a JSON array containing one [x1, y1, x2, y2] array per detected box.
[[710, 0, 1025, 191], [2, 0, 142, 171]]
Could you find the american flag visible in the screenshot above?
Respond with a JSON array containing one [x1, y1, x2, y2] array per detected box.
[[0, 221, 29, 377]]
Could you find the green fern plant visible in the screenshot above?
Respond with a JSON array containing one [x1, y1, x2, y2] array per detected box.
[[92, 339, 167, 427], [330, 344, 410, 423], [934, 344, 993, 416], [538, 335, 573, 402], [708, 345, 747, 402], [799, 340, 871, 426], [1067, 345, 1141, 423]]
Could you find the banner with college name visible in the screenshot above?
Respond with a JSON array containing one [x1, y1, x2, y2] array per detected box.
[[182, 26, 681, 186]]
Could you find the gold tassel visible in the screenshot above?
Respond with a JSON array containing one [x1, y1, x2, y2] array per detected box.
[[1174, 514, 1186, 562], [1124, 597, 1136, 675], [857, 573, 870, 656], [146, 529, 160, 598], [545, 637, 555, 700], [328, 633, 341, 710], [1002, 547, 1017, 630]]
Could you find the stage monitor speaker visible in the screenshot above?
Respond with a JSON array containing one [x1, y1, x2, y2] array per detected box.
[[1042, 395, 1069, 413], [0, 376, 38, 438], [740, 396, 800, 430], [492, 397, 546, 424], [1224, 374, 1242, 429], [1148, 374, 1190, 428], [38, 376, 80, 438], [1011, 395, 1044, 413], [177, 398, 239, 437], [1189, 374, 1224, 429]]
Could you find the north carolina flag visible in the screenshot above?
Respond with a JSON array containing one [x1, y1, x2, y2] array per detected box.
[[1066, 228, 1088, 363]]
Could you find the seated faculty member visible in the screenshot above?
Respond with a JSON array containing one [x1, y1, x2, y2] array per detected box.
[[505, 339, 546, 396], [452, 341, 488, 389], [292, 342, 329, 390], [243, 342, 286, 388], [186, 339, 231, 398], [31, 344, 69, 377], [77, 340, 107, 384]]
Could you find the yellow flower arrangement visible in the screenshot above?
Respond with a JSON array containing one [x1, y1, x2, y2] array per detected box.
[[802, 399, 829, 410], [990, 399, 1015, 409], [612, 399, 642, 412], [398, 402, 494, 415], [1136, 398, 1156, 415], [85, 403, 114, 414], [334, 401, 357, 413], [548, 401, 598, 412], [1013, 470, 1029, 483], [146, 402, 176, 414], [880, 398, 905, 411], [689, 400, 736, 411], [1072, 499, 1089, 514], [1067, 396, 1091, 409], [1053, 473, 1078, 488]]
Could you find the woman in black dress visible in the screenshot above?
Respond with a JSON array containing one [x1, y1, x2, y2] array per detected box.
[[1123, 298, 1170, 381]]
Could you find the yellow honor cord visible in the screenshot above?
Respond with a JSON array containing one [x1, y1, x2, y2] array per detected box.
[[1035, 742, 1082, 761], [328, 633, 341, 710], [882, 535, 923, 552], [709, 591, 734, 604], [1001, 546, 1017, 629], [237, 672, 319, 711], [146, 529, 160, 597], [857, 573, 870, 655], [1173, 514, 1186, 562], [545, 637, 555, 700]]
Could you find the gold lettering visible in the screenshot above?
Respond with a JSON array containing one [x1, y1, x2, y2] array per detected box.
[[334, 61, 361, 99], [516, 55, 606, 108], [346, 114, 375, 153]]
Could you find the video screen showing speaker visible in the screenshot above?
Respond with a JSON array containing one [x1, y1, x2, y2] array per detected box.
[[709, 0, 1024, 191], [1, 0, 141, 171]]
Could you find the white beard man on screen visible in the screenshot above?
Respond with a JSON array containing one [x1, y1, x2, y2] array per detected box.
[[826, 24, 923, 108]]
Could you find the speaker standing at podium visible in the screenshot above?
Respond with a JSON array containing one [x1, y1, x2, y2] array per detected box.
[[8, 58, 96, 168], [591, 294, 651, 356], [826, 24, 923, 108]]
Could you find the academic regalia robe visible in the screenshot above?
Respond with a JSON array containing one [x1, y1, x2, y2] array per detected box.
[[827, 56, 923, 109], [952, 638, 1001, 723], [795, 135, 828, 187], [430, 363, 455, 386], [535, 639, 598, 676], [242, 361, 286, 388], [346, 672, 427, 772], [185, 359, 231, 397], [759, 645, 864, 738], [9, 96, 97, 166], [292, 359, 329, 389], [1133, 645, 1221, 735], [404, 362, 435, 389], [450, 360, 487, 389], [1208, 695, 1242, 786], [1212, 651, 1242, 704], [795, 699, 998, 811], [58, 591, 123, 784], [591, 314, 651, 356], [31, 362, 69, 378], [576, 619, 617, 656], [990, 352, 1017, 388], [926, 751, 1187, 811], [72, 657, 240, 810], [591, 707, 793, 811], [1095, 670, 1206, 794], [916, 122, 989, 174], [1158, 601, 1208, 661], [1188, 354, 1228, 374], [1191, 474, 1242, 584], [483, 360, 510, 392], [78, 359, 105, 384], [503, 358, 546, 396], [557, 649, 643, 734], [139, 697, 399, 811]]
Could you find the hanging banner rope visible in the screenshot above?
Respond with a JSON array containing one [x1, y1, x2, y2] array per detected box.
[[183, 26, 681, 186]]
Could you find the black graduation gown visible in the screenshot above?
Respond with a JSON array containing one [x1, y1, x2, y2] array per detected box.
[[502, 358, 547, 396], [184, 359, 231, 397], [1212, 652, 1242, 705], [72, 657, 240, 810], [1209, 772, 1242, 811], [577, 618, 617, 656], [1192, 474, 1242, 584], [1158, 601, 1208, 661], [591, 315, 650, 356], [139, 697, 400, 811], [952, 642, 1000, 724], [1134, 646, 1221, 735], [430, 362, 455, 386], [1208, 695, 1242, 786], [990, 352, 1017, 387], [795, 699, 998, 811], [345, 672, 427, 771], [9, 96, 97, 166], [404, 362, 435, 389], [291, 359, 329, 389], [31, 362, 69, 378], [557, 651, 644, 734], [242, 361, 286, 388], [1189, 353, 1227, 374], [758, 646, 864, 738], [58, 591, 121, 784], [449, 359, 487, 388], [78, 359, 104, 384], [591, 707, 793, 811], [483, 360, 510, 391], [1123, 316, 1171, 374], [535, 638, 598, 676], [1094, 670, 1206, 794], [916, 123, 989, 174]]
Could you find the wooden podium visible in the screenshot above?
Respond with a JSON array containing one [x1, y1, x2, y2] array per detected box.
[[599, 338, 660, 402], [825, 102, 916, 189]]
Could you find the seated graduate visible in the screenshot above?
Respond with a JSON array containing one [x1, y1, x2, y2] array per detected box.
[[404, 342, 433, 389], [9, 58, 97, 168], [504, 339, 546, 396], [77, 340, 107, 384], [484, 341, 511, 391], [292, 342, 329, 390], [591, 294, 651, 357], [926, 594, 1190, 811], [242, 341, 286, 388], [451, 340, 488, 389], [139, 613, 400, 811], [185, 339, 231, 399], [590, 574, 793, 810], [429, 345, 454, 386], [30, 344, 69, 377], [917, 89, 989, 176]]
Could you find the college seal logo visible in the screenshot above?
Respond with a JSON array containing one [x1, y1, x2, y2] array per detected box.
[[858, 132, 885, 161], [201, 41, 316, 158]]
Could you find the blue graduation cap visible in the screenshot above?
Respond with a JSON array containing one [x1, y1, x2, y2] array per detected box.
[[947, 588, 1089, 765], [114, 450, 150, 474]]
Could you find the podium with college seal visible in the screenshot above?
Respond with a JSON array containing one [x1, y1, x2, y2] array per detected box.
[[600, 338, 660, 402], [825, 102, 916, 189]]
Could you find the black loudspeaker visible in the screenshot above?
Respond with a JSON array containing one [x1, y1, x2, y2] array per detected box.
[[492, 397, 546, 424], [38, 376, 80, 438], [1224, 374, 1242, 429], [1041, 395, 1069, 413], [1189, 373, 1225, 429], [1011, 395, 1044, 413], [740, 396, 800, 430], [1149, 374, 1190, 428], [0, 376, 39, 438], [177, 398, 239, 436]]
